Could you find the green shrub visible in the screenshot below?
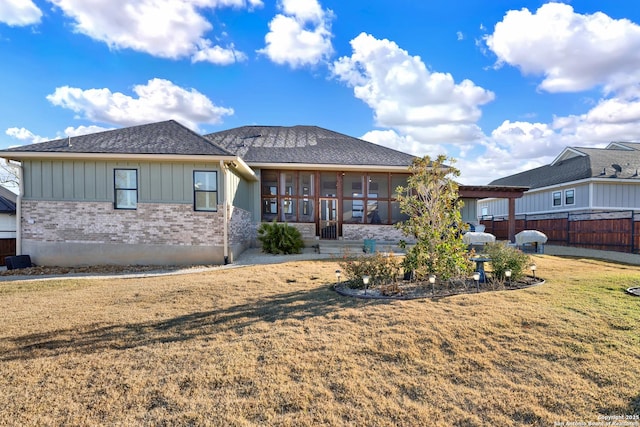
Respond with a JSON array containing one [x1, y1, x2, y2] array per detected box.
[[257, 221, 304, 255], [395, 155, 474, 280], [484, 242, 531, 280], [339, 252, 402, 289]]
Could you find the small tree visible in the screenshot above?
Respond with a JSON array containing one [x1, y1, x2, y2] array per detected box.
[[395, 155, 472, 280]]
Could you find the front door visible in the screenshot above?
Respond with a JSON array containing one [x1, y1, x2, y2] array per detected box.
[[319, 198, 339, 239]]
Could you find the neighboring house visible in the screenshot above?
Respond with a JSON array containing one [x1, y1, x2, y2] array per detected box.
[[0, 186, 17, 264], [0, 120, 525, 266], [479, 143, 640, 219]]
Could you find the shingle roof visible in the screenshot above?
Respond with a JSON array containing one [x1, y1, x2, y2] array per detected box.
[[0, 120, 234, 157], [0, 186, 16, 213], [204, 125, 416, 167], [490, 146, 640, 188]]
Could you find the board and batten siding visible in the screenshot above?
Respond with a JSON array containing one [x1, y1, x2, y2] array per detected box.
[[228, 168, 253, 212], [459, 198, 478, 223], [479, 183, 590, 217], [22, 159, 224, 204], [592, 182, 640, 209]]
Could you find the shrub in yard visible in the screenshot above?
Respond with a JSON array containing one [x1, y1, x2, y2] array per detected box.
[[395, 155, 474, 280], [339, 252, 402, 289], [484, 242, 531, 280], [257, 221, 304, 255]]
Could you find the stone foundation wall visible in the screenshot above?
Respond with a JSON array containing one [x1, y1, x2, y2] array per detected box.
[[229, 206, 254, 249], [287, 223, 316, 239]]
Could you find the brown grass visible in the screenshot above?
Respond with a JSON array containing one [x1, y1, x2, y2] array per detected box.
[[1, 256, 639, 426]]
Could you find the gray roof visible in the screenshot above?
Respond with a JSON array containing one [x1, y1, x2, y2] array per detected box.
[[0, 186, 16, 213], [204, 125, 416, 167], [0, 120, 234, 157], [490, 146, 640, 189]]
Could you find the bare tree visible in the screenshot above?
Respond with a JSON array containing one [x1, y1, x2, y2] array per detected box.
[[0, 159, 20, 190]]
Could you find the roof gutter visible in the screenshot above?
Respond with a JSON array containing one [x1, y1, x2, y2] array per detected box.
[[221, 160, 229, 265]]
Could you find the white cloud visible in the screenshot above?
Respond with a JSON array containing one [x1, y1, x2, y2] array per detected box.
[[63, 125, 113, 137], [332, 32, 494, 148], [0, 0, 41, 26], [454, 92, 640, 185], [361, 129, 446, 158], [485, 2, 640, 94], [191, 40, 247, 65], [5, 124, 114, 145], [46, 78, 234, 131], [46, 0, 258, 63], [6, 127, 48, 143], [258, 0, 333, 68]]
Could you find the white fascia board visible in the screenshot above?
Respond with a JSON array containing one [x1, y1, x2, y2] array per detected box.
[[605, 142, 635, 150], [246, 162, 411, 172], [232, 157, 258, 181], [550, 147, 586, 166]]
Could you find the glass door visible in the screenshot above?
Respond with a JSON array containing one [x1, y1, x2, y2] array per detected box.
[[319, 198, 339, 239]]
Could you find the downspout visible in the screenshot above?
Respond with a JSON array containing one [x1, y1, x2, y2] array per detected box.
[[220, 160, 229, 265], [11, 160, 23, 255]]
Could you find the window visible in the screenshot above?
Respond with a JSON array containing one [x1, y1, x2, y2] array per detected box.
[[565, 189, 575, 205], [114, 169, 137, 209], [552, 191, 562, 207], [193, 171, 218, 211]]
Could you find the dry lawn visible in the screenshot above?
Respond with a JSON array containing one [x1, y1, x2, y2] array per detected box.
[[0, 255, 639, 426]]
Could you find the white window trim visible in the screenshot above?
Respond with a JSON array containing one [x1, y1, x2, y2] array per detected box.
[[552, 191, 562, 207], [564, 188, 576, 206]]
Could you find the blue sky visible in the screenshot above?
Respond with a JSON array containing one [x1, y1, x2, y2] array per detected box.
[[2, 0, 640, 184]]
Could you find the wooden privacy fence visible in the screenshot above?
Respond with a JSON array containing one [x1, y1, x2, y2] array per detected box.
[[0, 238, 16, 265], [480, 210, 640, 254]]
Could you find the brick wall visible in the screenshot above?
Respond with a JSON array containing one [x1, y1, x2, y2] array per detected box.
[[286, 223, 316, 239], [21, 200, 227, 246], [342, 224, 413, 242]]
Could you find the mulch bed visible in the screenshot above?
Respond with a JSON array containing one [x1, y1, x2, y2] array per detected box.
[[0, 264, 187, 277], [334, 276, 544, 300]]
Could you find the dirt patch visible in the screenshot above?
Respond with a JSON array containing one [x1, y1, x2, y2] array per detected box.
[[0, 264, 189, 277]]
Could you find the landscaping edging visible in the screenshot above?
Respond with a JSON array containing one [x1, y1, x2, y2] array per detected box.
[[333, 278, 546, 300], [626, 287, 640, 296]]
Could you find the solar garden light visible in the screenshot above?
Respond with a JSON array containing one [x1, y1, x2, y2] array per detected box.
[[335, 269, 341, 284], [473, 271, 480, 292], [505, 269, 512, 286], [362, 275, 370, 295], [429, 274, 436, 294], [530, 264, 537, 280]]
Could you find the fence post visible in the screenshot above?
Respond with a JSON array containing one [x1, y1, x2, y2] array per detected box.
[[566, 212, 571, 246], [631, 211, 636, 254]]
